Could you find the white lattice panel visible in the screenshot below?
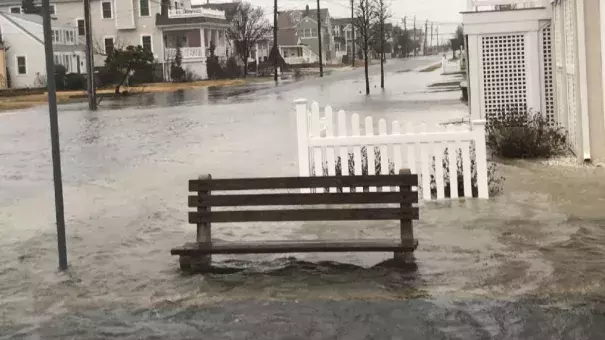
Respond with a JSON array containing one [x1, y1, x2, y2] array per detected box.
[[481, 34, 527, 120], [541, 24, 555, 125], [563, 0, 578, 149], [563, 0, 576, 66]]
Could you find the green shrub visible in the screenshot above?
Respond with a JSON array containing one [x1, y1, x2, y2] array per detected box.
[[341, 55, 350, 65], [224, 57, 240, 79], [64, 73, 86, 90], [54, 64, 67, 90], [486, 108, 567, 158]]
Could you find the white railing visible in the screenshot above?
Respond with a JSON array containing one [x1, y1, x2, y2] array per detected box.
[[284, 56, 318, 65], [168, 8, 226, 19], [295, 99, 490, 200], [164, 47, 204, 60], [467, 0, 549, 11]]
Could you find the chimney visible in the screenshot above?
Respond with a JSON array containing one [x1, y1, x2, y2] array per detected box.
[[305, 5, 309, 16]]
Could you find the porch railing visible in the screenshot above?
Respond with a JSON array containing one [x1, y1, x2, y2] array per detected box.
[[168, 8, 226, 19], [164, 47, 204, 60], [467, 0, 549, 11]]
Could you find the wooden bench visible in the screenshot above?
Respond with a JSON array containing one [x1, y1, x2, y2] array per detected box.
[[172, 169, 419, 272]]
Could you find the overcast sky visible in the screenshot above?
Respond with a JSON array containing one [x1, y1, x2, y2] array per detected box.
[[197, 0, 467, 38]]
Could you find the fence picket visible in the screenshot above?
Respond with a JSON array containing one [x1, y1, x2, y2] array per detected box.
[[324, 106, 336, 192], [337, 110, 350, 193], [365, 117, 376, 192], [434, 142, 445, 200], [404, 122, 417, 197], [460, 129, 473, 198], [351, 114, 362, 192], [378, 119, 389, 191], [447, 125, 459, 199], [311, 102, 324, 192], [419, 123, 431, 201], [392, 121, 402, 192]]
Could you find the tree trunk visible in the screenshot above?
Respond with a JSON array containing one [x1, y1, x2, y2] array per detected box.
[[243, 53, 248, 78], [380, 26, 384, 89], [364, 46, 369, 95]]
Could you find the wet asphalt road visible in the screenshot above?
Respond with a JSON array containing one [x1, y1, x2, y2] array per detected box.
[[3, 56, 605, 339]]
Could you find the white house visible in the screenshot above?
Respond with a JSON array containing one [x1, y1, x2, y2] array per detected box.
[[0, 12, 84, 88], [0, 0, 231, 80], [463, 0, 605, 162]]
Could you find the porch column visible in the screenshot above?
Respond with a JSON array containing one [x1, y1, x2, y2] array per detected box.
[[525, 30, 541, 114], [200, 28, 205, 56], [467, 34, 481, 120]]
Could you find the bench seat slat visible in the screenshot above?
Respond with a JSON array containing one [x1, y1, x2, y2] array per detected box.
[[188, 192, 418, 207], [171, 239, 418, 255], [188, 208, 419, 223], [189, 175, 417, 191]]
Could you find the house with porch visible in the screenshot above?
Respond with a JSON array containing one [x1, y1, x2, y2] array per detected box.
[[0, 0, 231, 80], [463, 0, 605, 162], [277, 6, 335, 65]]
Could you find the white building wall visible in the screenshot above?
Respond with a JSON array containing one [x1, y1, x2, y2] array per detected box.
[[0, 15, 47, 88]]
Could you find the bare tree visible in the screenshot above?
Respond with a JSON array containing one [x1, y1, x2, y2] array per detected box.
[[353, 0, 377, 95], [227, 2, 272, 78], [375, 0, 390, 89]]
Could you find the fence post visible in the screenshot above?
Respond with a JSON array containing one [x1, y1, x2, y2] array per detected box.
[[472, 120, 489, 199], [189, 174, 212, 272], [394, 168, 416, 267], [295, 99, 310, 179]]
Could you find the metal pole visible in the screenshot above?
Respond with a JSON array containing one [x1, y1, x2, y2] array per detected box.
[[424, 20, 428, 56], [84, 0, 96, 110], [351, 0, 355, 67], [430, 22, 434, 55], [317, 0, 323, 77], [273, 0, 278, 82], [42, 0, 68, 271]]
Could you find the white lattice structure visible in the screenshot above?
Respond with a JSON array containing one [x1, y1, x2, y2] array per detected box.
[[463, 7, 552, 122]]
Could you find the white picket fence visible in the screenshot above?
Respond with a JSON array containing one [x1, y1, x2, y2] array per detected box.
[[295, 99, 490, 200]]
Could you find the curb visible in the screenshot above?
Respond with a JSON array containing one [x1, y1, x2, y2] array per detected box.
[[412, 61, 442, 72]]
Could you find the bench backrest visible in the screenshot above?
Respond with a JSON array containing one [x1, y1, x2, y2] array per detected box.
[[188, 174, 419, 224]]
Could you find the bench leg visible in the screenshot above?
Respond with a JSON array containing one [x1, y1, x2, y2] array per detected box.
[[393, 251, 415, 264], [190, 255, 211, 272]]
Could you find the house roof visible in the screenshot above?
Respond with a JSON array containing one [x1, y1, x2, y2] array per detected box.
[[278, 8, 330, 28], [277, 28, 298, 46], [331, 17, 351, 26]]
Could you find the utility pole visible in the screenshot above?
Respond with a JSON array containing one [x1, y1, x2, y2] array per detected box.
[[436, 26, 439, 53], [403, 16, 407, 58], [351, 0, 355, 67], [413, 16, 416, 56], [42, 0, 68, 271], [424, 20, 428, 56], [273, 0, 278, 81], [430, 22, 434, 55], [317, 0, 323, 77], [379, 0, 384, 88], [84, 0, 96, 110]]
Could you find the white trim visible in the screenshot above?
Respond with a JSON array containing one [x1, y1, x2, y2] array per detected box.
[[575, 0, 591, 159], [101, 0, 113, 19], [141, 34, 153, 53], [9, 6, 21, 14], [103, 35, 115, 54], [15, 55, 27, 75], [139, 0, 151, 17]]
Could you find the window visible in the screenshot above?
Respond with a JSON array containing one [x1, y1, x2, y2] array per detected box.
[[17, 56, 26, 75], [77, 19, 85, 36], [102, 1, 112, 19], [174, 1, 179, 9], [104, 37, 114, 55], [140, 0, 150, 16], [311, 29, 318, 37], [142, 35, 152, 52], [50, 4, 56, 15], [10, 6, 21, 14]]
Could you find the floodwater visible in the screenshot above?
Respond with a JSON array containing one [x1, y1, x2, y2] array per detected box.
[[2, 56, 605, 339]]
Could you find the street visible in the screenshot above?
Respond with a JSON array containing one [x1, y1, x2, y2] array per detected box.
[[2, 56, 605, 339]]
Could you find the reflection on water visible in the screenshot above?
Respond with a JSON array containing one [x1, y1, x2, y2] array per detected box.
[[2, 57, 605, 338]]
